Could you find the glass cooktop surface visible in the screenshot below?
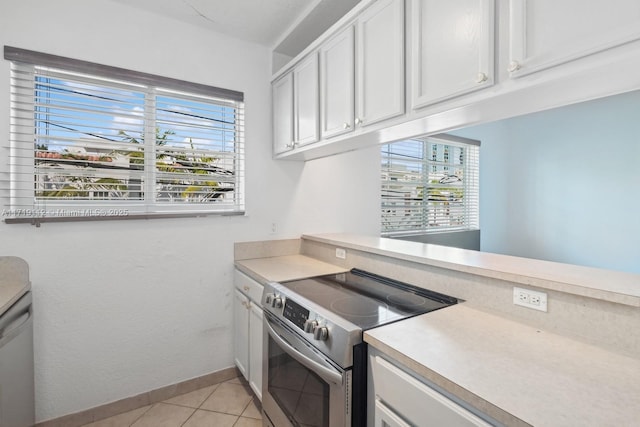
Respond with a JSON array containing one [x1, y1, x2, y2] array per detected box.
[[280, 269, 457, 330]]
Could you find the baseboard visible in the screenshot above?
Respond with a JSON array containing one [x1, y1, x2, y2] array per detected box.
[[35, 366, 241, 427]]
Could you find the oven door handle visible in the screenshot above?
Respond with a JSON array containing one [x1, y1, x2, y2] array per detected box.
[[265, 316, 343, 386]]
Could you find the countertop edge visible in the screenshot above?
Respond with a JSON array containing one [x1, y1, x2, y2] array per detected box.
[[302, 233, 640, 307], [364, 331, 531, 427], [0, 284, 31, 316], [234, 240, 640, 426], [364, 304, 640, 427], [234, 254, 348, 284], [234, 262, 270, 285], [0, 256, 31, 315]]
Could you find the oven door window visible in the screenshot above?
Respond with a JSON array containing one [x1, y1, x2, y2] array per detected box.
[[268, 334, 330, 427]]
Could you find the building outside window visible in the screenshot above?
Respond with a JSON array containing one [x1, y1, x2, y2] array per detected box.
[[4, 47, 244, 224], [381, 134, 479, 236]]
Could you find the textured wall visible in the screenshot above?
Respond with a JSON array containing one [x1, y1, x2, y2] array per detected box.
[[0, 0, 275, 421]]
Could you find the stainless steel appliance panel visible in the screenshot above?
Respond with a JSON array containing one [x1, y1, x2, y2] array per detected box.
[[260, 269, 458, 427], [262, 282, 362, 369], [263, 312, 351, 427]]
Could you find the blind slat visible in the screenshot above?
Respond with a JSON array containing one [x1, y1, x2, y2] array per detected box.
[[5, 46, 244, 102], [382, 135, 480, 235], [5, 57, 245, 222]]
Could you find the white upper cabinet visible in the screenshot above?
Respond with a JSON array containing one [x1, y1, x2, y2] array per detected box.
[[411, 0, 494, 109], [273, 0, 640, 160], [293, 53, 320, 146], [356, 0, 405, 128], [508, 0, 640, 77], [320, 26, 355, 139], [272, 72, 294, 155], [274, 53, 320, 153]]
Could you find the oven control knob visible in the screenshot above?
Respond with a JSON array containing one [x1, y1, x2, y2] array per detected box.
[[313, 326, 329, 341], [265, 294, 273, 305], [272, 296, 283, 309], [303, 319, 318, 333]]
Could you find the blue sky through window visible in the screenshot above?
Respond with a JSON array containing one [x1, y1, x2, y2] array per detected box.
[[32, 72, 241, 204]]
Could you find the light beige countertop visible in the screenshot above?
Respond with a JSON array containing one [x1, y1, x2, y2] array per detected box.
[[236, 237, 640, 426], [365, 304, 640, 427], [0, 256, 31, 315], [234, 254, 347, 284], [304, 233, 640, 307]]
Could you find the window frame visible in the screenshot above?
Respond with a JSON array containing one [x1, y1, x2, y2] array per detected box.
[[381, 133, 480, 237], [3, 46, 245, 225]]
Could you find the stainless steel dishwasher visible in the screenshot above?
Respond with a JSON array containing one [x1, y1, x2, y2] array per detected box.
[[0, 291, 35, 427]]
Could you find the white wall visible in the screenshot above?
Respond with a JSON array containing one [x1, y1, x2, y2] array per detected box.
[[0, 0, 380, 422], [4, 1, 636, 421], [287, 145, 382, 235], [454, 90, 640, 274]]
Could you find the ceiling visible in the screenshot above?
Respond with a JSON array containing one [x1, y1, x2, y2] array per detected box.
[[109, 0, 360, 55]]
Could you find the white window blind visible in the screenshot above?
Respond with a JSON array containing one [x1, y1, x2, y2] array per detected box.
[[381, 134, 479, 236], [3, 46, 244, 224]]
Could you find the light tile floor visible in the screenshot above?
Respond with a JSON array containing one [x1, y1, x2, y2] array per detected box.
[[81, 377, 261, 427]]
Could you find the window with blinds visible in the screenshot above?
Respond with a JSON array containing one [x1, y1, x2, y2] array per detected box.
[[4, 47, 244, 223], [381, 134, 479, 236]]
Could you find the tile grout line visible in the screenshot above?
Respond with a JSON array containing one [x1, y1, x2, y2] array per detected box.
[[232, 400, 253, 427], [71, 369, 242, 427], [129, 382, 218, 427], [176, 379, 256, 426], [196, 384, 219, 410], [177, 384, 219, 427], [100, 378, 258, 427], [230, 398, 255, 427], [127, 404, 153, 427], [177, 406, 197, 427]]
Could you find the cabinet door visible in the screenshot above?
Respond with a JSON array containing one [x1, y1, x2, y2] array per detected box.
[[372, 355, 492, 427], [320, 26, 355, 139], [356, 0, 405, 128], [293, 53, 320, 146], [272, 72, 294, 154], [411, 0, 494, 109], [374, 399, 411, 427], [248, 304, 263, 401], [233, 289, 249, 380], [508, 0, 640, 77]]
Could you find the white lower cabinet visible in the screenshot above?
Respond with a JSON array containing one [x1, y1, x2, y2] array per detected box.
[[233, 289, 250, 379], [375, 398, 411, 427], [370, 351, 493, 427], [248, 302, 263, 400], [233, 270, 264, 401]]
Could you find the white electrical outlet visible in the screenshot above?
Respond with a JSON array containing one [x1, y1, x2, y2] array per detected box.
[[513, 287, 548, 312], [335, 248, 346, 259]]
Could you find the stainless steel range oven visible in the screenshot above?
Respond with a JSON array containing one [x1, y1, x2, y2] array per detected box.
[[261, 269, 459, 427]]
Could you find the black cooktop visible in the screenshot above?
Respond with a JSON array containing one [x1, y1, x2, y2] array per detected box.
[[280, 269, 458, 330]]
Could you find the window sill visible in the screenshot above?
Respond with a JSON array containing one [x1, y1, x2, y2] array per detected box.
[[3, 211, 244, 226]]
